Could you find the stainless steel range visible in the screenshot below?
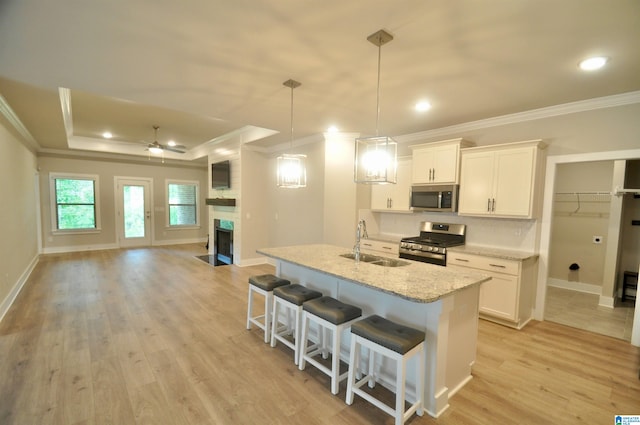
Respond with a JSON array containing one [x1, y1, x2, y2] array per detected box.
[[399, 221, 466, 266]]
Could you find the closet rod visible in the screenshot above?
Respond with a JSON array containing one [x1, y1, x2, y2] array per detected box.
[[614, 187, 640, 196]]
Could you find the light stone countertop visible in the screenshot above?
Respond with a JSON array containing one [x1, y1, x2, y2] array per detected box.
[[257, 244, 490, 304], [448, 245, 538, 261]]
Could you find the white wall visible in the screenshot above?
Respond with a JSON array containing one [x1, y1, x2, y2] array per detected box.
[[0, 119, 39, 320]]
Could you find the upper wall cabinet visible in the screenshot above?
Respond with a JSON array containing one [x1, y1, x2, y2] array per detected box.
[[371, 157, 411, 211], [458, 140, 547, 219], [409, 138, 474, 185]]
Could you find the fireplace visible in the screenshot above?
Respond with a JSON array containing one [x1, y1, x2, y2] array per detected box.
[[213, 219, 234, 266]]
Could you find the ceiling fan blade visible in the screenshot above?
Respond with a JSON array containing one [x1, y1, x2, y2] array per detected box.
[[164, 146, 186, 153]]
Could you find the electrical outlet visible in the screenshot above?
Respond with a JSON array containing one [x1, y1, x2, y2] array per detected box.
[[593, 236, 603, 244]]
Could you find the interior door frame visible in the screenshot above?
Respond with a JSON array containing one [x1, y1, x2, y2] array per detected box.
[[114, 176, 154, 247], [535, 147, 640, 346]]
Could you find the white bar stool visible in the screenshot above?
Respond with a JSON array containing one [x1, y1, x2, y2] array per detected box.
[[246, 274, 290, 343], [298, 296, 362, 395], [345, 315, 425, 425], [270, 284, 322, 364]]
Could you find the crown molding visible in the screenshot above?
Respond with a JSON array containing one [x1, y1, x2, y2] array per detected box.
[[396, 90, 640, 144], [0, 94, 41, 151], [37, 148, 206, 169]]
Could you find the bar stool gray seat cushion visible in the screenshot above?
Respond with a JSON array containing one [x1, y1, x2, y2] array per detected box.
[[351, 315, 425, 355], [303, 296, 362, 325], [249, 274, 291, 291], [273, 284, 322, 306]]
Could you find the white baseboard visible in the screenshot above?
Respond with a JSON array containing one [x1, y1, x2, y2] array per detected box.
[[153, 237, 207, 247], [0, 254, 39, 323], [547, 278, 615, 309], [42, 243, 119, 254], [42, 238, 207, 254], [547, 278, 602, 295]]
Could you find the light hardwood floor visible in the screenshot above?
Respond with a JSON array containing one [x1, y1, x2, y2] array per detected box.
[[1, 244, 638, 425]]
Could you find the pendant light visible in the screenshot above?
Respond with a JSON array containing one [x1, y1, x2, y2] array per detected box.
[[277, 79, 307, 188], [354, 29, 398, 184]]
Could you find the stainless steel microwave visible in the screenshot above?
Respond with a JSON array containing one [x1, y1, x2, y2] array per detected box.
[[410, 184, 458, 212]]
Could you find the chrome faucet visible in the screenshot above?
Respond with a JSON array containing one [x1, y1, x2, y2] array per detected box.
[[353, 219, 368, 262]]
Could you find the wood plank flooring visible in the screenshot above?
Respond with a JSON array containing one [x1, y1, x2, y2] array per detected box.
[[1, 244, 638, 424]]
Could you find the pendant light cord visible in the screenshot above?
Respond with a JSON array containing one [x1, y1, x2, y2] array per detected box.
[[375, 40, 382, 137], [290, 84, 294, 148]]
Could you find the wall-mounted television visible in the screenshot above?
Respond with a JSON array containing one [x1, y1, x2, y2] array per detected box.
[[212, 160, 231, 189]]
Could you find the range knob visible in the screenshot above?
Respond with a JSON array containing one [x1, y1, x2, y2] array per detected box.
[[411, 243, 421, 250], [423, 246, 433, 252]]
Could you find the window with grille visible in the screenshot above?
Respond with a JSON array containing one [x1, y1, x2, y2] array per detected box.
[[50, 173, 100, 232], [167, 180, 199, 227]]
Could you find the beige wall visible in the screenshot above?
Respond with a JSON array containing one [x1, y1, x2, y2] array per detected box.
[[38, 155, 208, 252], [549, 161, 614, 288], [0, 119, 38, 317], [267, 141, 325, 248]]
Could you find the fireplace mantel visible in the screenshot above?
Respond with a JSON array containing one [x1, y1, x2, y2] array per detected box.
[[206, 198, 236, 207]]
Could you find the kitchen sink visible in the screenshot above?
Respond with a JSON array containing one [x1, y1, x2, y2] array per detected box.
[[340, 253, 410, 267]]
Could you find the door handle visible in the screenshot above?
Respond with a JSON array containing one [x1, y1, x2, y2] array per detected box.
[[487, 198, 491, 212], [492, 198, 496, 212]]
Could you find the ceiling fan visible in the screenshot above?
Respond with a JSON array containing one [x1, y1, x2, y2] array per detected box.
[[146, 125, 186, 154]]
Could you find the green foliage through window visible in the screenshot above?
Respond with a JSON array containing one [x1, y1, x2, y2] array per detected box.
[[168, 183, 197, 226], [55, 178, 97, 229]]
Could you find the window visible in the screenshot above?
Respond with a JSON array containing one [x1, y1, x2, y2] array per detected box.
[[50, 173, 100, 232], [167, 180, 199, 227]]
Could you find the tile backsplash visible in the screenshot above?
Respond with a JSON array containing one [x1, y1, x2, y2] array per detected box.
[[362, 210, 538, 252]]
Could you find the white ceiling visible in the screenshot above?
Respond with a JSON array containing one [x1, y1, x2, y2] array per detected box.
[[1, 0, 639, 162]]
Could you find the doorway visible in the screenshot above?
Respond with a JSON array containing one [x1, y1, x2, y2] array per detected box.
[[115, 177, 152, 247], [536, 148, 640, 347]]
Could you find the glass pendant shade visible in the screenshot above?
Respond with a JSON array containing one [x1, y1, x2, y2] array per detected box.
[[354, 135, 397, 184], [277, 153, 307, 188]]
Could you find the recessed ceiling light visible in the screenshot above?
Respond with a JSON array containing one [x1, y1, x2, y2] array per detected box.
[[102, 131, 112, 139], [579, 56, 608, 71], [327, 125, 339, 133], [167, 140, 176, 147], [415, 101, 432, 112]]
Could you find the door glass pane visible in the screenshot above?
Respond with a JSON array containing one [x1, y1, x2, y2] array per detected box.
[[123, 185, 145, 238]]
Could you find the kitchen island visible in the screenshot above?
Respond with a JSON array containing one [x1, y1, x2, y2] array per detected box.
[[257, 244, 490, 417]]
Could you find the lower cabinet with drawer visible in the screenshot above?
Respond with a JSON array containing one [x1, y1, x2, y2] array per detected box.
[[360, 239, 399, 256], [447, 251, 538, 329]]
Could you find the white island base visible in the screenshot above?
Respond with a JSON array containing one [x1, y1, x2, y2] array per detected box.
[[269, 257, 482, 418]]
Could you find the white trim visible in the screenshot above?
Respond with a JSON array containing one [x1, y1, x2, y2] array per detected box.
[[0, 255, 39, 323], [547, 278, 602, 295], [598, 295, 615, 309], [49, 172, 101, 233], [42, 243, 119, 254], [152, 237, 207, 246], [115, 177, 154, 248], [166, 179, 201, 228], [0, 94, 40, 151], [396, 91, 640, 144]]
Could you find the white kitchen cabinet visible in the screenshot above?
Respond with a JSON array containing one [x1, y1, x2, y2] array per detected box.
[[458, 140, 546, 218], [409, 138, 474, 184], [447, 251, 538, 329], [371, 157, 411, 211], [360, 239, 399, 256]]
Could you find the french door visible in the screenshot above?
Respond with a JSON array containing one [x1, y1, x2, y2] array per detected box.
[[115, 178, 152, 247]]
